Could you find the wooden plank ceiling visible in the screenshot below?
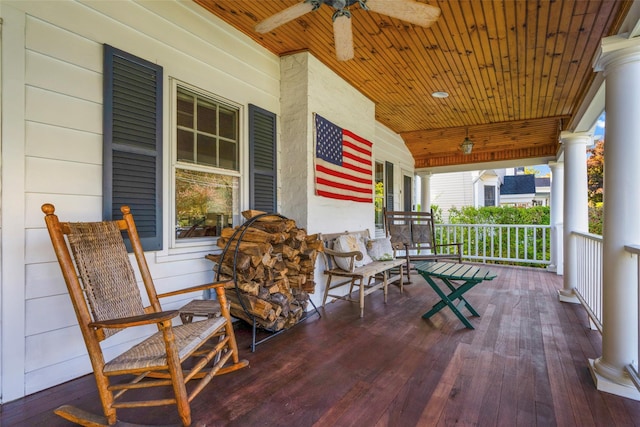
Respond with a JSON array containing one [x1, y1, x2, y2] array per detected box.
[[195, 0, 629, 169]]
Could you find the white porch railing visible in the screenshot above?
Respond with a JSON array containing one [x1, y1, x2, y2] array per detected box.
[[572, 232, 604, 332], [434, 223, 551, 266], [624, 244, 640, 391]]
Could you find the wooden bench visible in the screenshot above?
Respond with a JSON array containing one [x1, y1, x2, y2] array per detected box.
[[384, 209, 462, 283], [320, 230, 405, 317]]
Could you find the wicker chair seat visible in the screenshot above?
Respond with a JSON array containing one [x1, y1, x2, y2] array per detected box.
[[104, 316, 226, 374]]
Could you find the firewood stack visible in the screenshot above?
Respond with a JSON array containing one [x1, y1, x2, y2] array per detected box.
[[206, 210, 323, 332]]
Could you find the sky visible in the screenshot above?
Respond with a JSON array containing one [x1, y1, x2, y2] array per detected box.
[[594, 111, 606, 142], [527, 111, 605, 176]]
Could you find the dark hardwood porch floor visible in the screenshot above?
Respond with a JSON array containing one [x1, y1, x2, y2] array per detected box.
[[3, 264, 640, 426]]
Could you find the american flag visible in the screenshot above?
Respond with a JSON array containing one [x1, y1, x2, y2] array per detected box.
[[314, 114, 373, 203]]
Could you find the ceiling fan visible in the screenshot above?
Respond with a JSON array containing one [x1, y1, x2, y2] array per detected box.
[[255, 0, 441, 61]]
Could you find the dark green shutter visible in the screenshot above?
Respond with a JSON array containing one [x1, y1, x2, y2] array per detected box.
[[249, 104, 277, 213], [385, 161, 394, 209], [103, 45, 163, 251], [403, 174, 412, 211]]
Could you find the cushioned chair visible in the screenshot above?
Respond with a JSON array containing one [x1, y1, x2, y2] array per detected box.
[[42, 203, 248, 426]]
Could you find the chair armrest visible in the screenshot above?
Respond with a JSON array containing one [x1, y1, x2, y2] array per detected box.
[[323, 247, 364, 273], [433, 242, 462, 250], [89, 310, 179, 329], [324, 247, 363, 261], [156, 280, 231, 299]]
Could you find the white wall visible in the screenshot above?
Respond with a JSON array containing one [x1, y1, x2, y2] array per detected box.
[[0, 0, 415, 401], [1, 0, 281, 400], [430, 171, 474, 221], [473, 173, 500, 207], [375, 122, 416, 211], [279, 53, 414, 307]]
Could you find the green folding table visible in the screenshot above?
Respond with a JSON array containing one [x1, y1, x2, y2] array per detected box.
[[415, 261, 496, 329]]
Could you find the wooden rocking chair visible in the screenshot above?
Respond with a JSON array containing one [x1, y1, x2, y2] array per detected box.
[[42, 203, 249, 426]]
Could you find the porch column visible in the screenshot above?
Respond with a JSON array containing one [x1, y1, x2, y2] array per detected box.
[[421, 173, 431, 212], [548, 161, 564, 275], [559, 132, 590, 302], [590, 35, 640, 400]]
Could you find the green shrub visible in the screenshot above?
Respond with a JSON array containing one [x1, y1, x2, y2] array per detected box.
[[440, 206, 551, 267], [447, 205, 550, 225]]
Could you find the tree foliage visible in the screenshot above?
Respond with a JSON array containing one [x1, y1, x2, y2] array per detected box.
[[587, 139, 604, 206]]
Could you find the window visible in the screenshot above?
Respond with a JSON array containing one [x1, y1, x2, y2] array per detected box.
[[174, 85, 240, 241], [484, 185, 496, 207], [403, 174, 412, 211], [374, 162, 384, 232], [385, 161, 394, 209]]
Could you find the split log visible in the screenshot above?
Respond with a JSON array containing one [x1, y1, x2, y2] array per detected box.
[[207, 210, 320, 332]]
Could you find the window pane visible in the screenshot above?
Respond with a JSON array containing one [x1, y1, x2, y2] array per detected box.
[[484, 185, 495, 206], [177, 92, 194, 128], [177, 129, 194, 163], [219, 106, 237, 139], [197, 134, 217, 167], [375, 162, 384, 231], [219, 139, 237, 170], [197, 99, 217, 134], [175, 168, 239, 239]]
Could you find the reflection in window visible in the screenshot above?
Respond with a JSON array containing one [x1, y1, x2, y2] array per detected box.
[[175, 169, 238, 239]]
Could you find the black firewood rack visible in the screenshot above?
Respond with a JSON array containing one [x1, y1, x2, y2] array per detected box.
[[213, 212, 321, 352]]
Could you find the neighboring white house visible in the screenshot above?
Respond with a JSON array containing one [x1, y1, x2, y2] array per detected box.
[[0, 0, 415, 402], [428, 167, 550, 220]]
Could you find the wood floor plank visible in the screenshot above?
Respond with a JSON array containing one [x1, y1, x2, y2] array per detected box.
[[3, 265, 640, 427]]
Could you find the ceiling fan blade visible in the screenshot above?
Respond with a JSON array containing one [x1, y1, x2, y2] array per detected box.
[[255, 2, 316, 33], [364, 0, 441, 28], [333, 14, 354, 61]]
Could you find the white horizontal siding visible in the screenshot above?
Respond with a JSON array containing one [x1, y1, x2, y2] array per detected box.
[[2, 0, 281, 401], [25, 86, 101, 133], [431, 171, 474, 221], [25, 194, 103, 228], [25, 49, 102, 103], [26, 122, 102, 164], [25, 157, 102, 195]]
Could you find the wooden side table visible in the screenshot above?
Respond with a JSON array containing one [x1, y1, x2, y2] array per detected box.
[[415, 261, 496, 329], [178, 299, 222, 324]]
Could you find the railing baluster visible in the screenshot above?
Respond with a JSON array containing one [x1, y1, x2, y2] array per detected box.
[[433, 223, 550, 265]]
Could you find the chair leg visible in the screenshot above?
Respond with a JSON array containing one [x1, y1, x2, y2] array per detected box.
[[404, 245, 412, 284], [382, 271, 388, 303], [322, 274, 333, 306], [84, 352, 117, 425], [359, 277, 366, 318], [162, 325, 191, 426], [215, 287, 249, 372]]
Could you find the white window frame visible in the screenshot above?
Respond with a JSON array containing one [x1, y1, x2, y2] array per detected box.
[[169, 79, 243, 250]]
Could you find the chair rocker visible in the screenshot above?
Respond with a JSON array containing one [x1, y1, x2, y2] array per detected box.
[[42, 204, 249, 426]]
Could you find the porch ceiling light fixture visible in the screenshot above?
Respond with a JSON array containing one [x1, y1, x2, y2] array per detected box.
[[431, 91, 449, 98], [461, 128, 474, 155]]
